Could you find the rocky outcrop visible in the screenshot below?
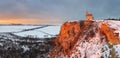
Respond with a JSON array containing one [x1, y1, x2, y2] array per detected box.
[[50, 21, 81, 57], [50, 20, 120, 58], [100, 24, 120, 44]]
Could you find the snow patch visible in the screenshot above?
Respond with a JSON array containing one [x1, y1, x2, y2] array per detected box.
[[21, 45, 29, 52]]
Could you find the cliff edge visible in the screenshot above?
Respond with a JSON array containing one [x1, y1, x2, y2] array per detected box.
[[50, 20, 120, 58]]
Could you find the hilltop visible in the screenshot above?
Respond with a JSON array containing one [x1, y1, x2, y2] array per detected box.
[[50, 20, 120, 58]]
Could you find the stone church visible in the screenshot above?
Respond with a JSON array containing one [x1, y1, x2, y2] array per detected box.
[[86, 10, 94, 21]]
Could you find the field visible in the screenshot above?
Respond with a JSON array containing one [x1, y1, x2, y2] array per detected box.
[[0, 24, 60, 58]]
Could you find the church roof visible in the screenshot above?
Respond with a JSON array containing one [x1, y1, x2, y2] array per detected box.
[[86, 13, 93, 16]]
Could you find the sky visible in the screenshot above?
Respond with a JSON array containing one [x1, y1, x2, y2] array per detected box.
[[0, 0, 120, 24]]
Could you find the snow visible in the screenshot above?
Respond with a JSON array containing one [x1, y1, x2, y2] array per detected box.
[[36, 26, 61, 35], [102, 43, 111, 58], [14, 30, 49, 38], [71, 33, 104, 58], [102, 43, 120, 58], [69, 20, 120, 58], [0, 43, 3, 46], [106, 21, 120, 38], [0, 25, 41, 33], [114, 45, 120, 57], [0, 25, 61, 38], [97, 20, 120, 38], [21, 45, 29, 52], [1, 20, 120, 57], [13, 25, 61, 38]]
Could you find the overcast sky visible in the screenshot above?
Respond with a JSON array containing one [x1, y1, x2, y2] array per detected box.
[[0, 0, 120, 24]]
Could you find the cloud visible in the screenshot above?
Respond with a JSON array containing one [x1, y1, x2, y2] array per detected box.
[[0, 0, 120, 24]]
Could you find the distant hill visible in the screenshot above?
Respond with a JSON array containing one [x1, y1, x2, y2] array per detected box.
[[105, 18, 120, 21]]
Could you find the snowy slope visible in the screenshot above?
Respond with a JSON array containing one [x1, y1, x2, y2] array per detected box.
[[50, 20, 120, 58], [0, 25, 41, 32], [0, 24, 59, 58], [13, 25, 61, 38], [0, 25, 61, 38], [103, 20, 120, 38]]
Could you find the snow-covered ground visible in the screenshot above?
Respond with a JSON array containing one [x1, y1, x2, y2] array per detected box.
[[0, 25, 41, 33], [14, 25, 61, 38], [0, 24, 59, 58], [1, 20, 120, 58], [75, 20, 120, 58], [52, 20, 120, 58], [0, 25, 61, 38], [103, 20, 120, 37], [97, 20, 120, 38]]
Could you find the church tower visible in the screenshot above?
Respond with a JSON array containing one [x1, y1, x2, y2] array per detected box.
[[86, 10, 94, 21]]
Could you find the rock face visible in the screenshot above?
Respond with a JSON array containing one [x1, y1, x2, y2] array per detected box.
[[50, 20, 120, 58]]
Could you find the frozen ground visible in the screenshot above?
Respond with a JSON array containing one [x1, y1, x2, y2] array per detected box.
[[0, 24, 60, 58], [1, 20, 120, 58], [0, 25, 61, 38], [0, 25, 41, 33], [14, 26, 60, 38], [52, 20, 120, 58]]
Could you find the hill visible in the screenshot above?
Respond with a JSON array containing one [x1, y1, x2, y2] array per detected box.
[[50, 20, 120, 58]]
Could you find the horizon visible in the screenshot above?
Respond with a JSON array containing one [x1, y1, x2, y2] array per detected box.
[[0, 0, 120, 24]]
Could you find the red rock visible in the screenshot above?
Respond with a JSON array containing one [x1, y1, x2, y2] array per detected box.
[[50, 20, 120, 58]]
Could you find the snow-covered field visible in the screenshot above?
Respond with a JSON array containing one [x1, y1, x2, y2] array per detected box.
[[0, 25, 61, 38], [14, 26, 60, 38], [0, 25, 41, 32], [1, 20, 120, 58], [0, 24, 60, 58]]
